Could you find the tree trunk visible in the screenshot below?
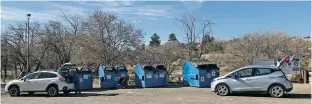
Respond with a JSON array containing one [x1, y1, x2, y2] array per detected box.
[[19, 63, 23, 72], [34, 62, 41, 71], [3, 56, 8, 83], [14, 61, 18, 79]]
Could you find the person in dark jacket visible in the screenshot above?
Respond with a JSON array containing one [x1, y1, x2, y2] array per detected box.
[[70, 70, 81, 94], [119, 75, 129, 88]]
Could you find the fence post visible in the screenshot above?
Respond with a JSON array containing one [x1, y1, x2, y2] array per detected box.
[[303, 70, 307, 84]]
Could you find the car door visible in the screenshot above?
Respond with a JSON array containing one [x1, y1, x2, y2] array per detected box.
[[19, 73, 40, 91], [36, 72, 58, 91], [250, 68, 274, 91], [229, 68, 254, 92]]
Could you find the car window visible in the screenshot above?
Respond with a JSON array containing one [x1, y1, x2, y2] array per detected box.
[[255, 68, 273, 76], [38, 72, 58, 79], [235, 68, 253, 78], [24, 73, 40, 80]]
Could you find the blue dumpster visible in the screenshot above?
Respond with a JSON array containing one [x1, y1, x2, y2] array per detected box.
[[77, 67, 93, 90], [135, 64, 164, 88], [99, 65, 118, 89], [116, 65, 129, 87], [182, 61, 219, 88], [154, 64, 167, 87]]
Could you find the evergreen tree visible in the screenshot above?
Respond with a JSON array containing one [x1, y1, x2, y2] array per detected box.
[[202, 34, 214, 45], [168, 33, 177, 41], [149, 33, 161, 47]]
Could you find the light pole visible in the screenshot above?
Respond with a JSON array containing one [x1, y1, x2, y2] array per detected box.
[[27, 14, 31, 73]]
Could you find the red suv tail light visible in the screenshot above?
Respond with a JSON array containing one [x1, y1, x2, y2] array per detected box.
[[59, 77, 65, 81]]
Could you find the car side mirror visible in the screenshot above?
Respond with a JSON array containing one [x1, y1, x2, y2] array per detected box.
[[234, 74, 240, 79]]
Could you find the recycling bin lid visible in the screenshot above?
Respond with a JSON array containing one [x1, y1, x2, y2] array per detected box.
[[104, 66, 116, 72], [154, 64, 166, 71], [116, 65, 128, 72], [197, 64, 219, 70], [143, 65, 155, 71], [79, 67, 92, 72]]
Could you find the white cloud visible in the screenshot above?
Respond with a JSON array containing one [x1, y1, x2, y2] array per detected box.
[[180, 1, 203, 11], [50, 3, 87, 18], [1, 1, 203, 26], [99, 3, 177, 19], [98, 1, 202, 20], [127, 17, 143, 24], [77, 1, 137, 7], [1, 2, 89, 27], [1, 6, 60, 22]]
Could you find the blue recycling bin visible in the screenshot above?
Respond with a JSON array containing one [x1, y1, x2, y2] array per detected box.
[[182, 61, 219, 88], [116, 65, 129, 87], [154, 65, 167, 87], [135, 64, 166, 88], [77, 68, 93, 90], [98, 65, 118, 89]]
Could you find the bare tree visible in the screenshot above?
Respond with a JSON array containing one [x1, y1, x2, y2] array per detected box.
[[42, 21, 73, 68], [175, 13, 213, 61], [138, 41, 184, 79], [224, 31, 311, 70], [1, 37, 9, 82], [83, 10, 144, 65]]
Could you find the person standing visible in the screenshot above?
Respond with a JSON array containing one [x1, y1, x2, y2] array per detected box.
[[71, 69, 81, 94], [119, 75, 129, 88]]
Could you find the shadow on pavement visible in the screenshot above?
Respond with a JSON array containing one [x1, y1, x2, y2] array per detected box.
[[285, 93, 311, 99], [15, 93, 119, 98], [125, 84, 184, 89], [229, 93, 311, 99], [84, 88, 118, 92]]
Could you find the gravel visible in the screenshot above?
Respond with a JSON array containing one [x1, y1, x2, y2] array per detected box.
[[1, 84, 311, 104]]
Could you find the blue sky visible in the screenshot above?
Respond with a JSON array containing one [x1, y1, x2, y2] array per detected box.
[[1, 1, 311, 44]]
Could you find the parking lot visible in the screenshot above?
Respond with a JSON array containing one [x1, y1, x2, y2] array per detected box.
[[1, 83, 311, 104]]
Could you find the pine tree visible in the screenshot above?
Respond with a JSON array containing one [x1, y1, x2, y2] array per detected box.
[[202, 34, 214, 45], [168, 33, 177, 41], [149, 33, 161, 47]]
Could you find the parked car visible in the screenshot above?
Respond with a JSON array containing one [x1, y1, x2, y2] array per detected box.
[[5, 71, 75, 97], [211, 65, 293, 98]]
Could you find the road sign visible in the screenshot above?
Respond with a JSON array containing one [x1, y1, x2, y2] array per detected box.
[[294, 62, 299, 66], [281, 58, 300, 74]]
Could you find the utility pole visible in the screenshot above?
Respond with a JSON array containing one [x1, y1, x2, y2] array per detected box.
[[27, 14, 31, 73]]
